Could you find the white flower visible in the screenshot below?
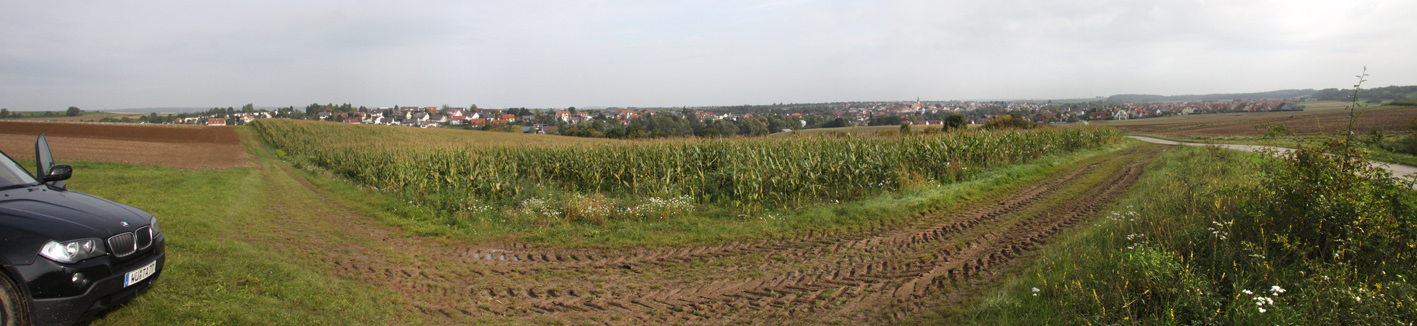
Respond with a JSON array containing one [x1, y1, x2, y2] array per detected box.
[[1032, 287, 1040, 293], [1355, 296, 1362, 302], [1243, 289, 1253, 295], [1258, 307, 1267, 313], [1271, 285, 1286, 295]]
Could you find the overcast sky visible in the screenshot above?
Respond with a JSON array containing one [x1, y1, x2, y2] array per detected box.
[[2, 0, 1414, 110]]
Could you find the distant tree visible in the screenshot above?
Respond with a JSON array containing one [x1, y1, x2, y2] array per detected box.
[[66, 106, 81, 116], [983, 113, 1035, 130], [242, 103, 254, 113], [868, 115, 902, 126], [945, 113, 967, 130], [568, 107, 577, 115], [626, 125, 647, 139], [0, 109, 9, 119], [604, 127, 624, 139], [823, 118, 851, 128]]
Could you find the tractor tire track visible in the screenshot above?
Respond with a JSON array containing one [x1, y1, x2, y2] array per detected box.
[[442, 150, 1155, 324], [307, 147, 1158, 325], [450, 161, 1100, 271]]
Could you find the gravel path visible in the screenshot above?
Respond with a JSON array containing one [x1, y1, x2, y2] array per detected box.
[[1128, 136, 1417, 186]]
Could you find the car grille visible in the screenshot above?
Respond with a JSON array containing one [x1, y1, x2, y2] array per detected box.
[[108, 232, 137, 257], [135, 226, 152, 249]]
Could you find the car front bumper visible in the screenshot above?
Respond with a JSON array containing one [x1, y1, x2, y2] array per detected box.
[[18, 239, 165, 326]]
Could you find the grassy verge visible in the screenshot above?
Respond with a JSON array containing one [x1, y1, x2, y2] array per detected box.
[[954, 141, 1417, 324], [28, 131, 408, 324], [281, 136, 1142, 249]]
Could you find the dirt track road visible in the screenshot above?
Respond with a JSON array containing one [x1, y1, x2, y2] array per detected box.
[[1127, 136, 1417, 184], [283, 146, 1162, 324]]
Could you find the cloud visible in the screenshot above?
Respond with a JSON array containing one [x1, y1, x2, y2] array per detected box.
[[1, 0, 1414, 110]]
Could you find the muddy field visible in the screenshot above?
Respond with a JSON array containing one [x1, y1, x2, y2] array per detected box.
[[0, 121, 247, 169], [1099, 105, 1417, 138], [277, 144, 1160, 324]]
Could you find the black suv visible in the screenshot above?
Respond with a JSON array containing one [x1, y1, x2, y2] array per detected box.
[[0, 134, 165, 326]]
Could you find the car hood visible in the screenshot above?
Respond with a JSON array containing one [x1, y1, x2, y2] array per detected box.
[[0, 185, 152, 241]]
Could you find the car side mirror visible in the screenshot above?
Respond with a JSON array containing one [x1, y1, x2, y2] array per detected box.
[[43, 164, 72, 182]]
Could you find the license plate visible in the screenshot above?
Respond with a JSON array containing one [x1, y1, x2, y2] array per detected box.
[[124, 261, 157, 287]]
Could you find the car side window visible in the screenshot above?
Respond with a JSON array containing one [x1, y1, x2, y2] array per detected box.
[[0, 152, 39, 187]]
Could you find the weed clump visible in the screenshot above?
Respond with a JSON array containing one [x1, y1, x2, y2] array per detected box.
[[964, 70, 1417, 324]]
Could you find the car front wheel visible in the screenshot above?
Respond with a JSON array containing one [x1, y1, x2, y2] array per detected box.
[[0, 274, 27, 326]]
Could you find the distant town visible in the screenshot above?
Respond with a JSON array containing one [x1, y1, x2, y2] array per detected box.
[[41, 83, 1417, 138], [22, 84, 1417, 139], [0, 97, 1313, 137]]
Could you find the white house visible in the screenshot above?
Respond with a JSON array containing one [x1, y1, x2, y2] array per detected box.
[[1112, 110, 1130, 120]]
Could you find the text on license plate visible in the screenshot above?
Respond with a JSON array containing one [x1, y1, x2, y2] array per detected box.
[[124, 261, 157, 287]]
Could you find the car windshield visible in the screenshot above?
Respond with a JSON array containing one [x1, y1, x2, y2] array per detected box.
[[0, 151, 39, 188]]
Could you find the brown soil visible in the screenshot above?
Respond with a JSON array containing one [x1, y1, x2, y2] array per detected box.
[[0, 121, 247, 169], [285, 145, 1161, 324], [1100, 106, 1417, 138]]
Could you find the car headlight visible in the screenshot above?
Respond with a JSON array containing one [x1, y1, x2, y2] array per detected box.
[[149, 216, 160, 236], [40, 239, 107, 264]]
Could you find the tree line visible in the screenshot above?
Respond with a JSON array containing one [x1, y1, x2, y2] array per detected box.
[[0, 107, 83, 119], [1311, 85, 1417, 102]]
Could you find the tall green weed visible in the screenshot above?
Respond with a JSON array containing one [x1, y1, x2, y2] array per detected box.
[[959, 138, 1417, 324]]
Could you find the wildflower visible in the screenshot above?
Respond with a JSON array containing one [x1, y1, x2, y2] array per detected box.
[[1258, 307, 1267, 313], [1243, 289, 1253, 295], [1270, 285, 1286, 295], [1031, 287, 1040, 296]]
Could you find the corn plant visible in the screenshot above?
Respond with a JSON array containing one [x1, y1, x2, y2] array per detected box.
[[251, 119, 1120, 209]]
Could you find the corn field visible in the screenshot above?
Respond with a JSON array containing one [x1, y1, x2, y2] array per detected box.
[[250, 119, 1119, 208]]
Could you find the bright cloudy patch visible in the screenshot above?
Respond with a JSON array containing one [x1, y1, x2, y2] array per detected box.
[[1, 0, 1413, 110]]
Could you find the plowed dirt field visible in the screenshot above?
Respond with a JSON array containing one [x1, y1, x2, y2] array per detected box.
[[276, 143, 1160, 324], [0, 121, 247, 169]]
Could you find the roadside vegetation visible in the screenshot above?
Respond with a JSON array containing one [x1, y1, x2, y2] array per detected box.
[[958, 78, 1417, 324], [956, 140, 1417, 324], [250, 119, 1121, 246]]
